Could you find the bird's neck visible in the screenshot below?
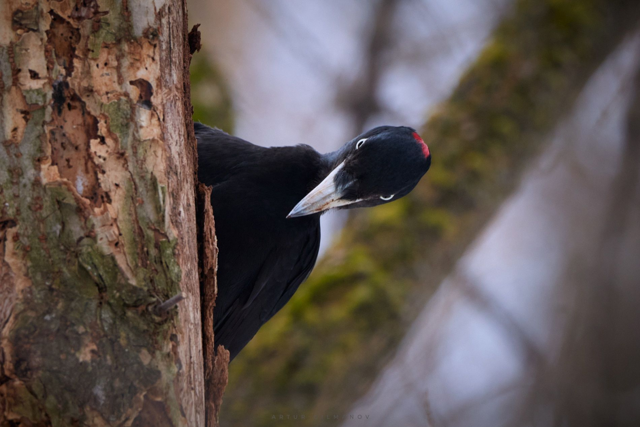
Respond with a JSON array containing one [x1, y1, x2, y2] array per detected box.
[[322, 142, 352, 172]]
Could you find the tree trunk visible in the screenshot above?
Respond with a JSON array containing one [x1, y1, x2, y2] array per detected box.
[[0, 0, 216, 425]]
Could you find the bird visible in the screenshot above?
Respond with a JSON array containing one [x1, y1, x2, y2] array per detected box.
[[195, 122, 431, 361]]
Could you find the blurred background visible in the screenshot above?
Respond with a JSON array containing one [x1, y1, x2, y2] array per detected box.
[[187, 0, 640, 426]]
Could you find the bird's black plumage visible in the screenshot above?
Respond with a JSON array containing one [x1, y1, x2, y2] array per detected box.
[[195, 122, 431, 360]]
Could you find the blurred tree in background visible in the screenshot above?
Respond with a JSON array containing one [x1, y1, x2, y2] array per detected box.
[[191, 54, 235, 133], [214, 0, 640, 426]]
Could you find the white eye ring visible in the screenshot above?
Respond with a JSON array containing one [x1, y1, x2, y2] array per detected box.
[[380, 195, 394, 201], [356, 138, 367, 149]]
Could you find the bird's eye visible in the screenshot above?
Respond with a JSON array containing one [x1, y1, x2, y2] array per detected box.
[[356, 138, 367, 149], [380, 195, 394, 201]]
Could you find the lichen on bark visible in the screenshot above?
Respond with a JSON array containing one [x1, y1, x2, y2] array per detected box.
[[1, 0, 204, 425]]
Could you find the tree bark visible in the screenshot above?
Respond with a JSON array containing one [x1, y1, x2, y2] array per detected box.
[[0, 0, 211, 425]]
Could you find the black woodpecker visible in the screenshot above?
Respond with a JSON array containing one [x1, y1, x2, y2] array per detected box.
[[196, 123, 431, 361]]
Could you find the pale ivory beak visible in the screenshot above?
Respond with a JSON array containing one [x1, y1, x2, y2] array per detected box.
[[287, 162, 361, 218]]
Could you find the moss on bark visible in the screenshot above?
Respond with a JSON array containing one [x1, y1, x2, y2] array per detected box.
[[0, 0, 204, 425]]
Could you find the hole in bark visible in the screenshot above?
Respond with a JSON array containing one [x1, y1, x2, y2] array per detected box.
[[129, 79, 154, 110], [0, 219, 17, 232]]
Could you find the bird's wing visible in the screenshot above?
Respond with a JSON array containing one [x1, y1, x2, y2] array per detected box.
[[256, 225, 320, 323], [213, 226, 320, 359], [195, 122, 265, 187]]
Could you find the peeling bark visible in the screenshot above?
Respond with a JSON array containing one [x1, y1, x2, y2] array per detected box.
[[197, 182, 228, 427], [0, 0, 208, 425]]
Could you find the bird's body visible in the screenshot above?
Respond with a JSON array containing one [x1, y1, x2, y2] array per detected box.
[[196, 123, 325, 359], [196, 122, 430, 360]]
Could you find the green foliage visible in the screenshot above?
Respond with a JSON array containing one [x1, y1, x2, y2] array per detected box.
[[221, 0, 639, 425], [190, 53, 234, 132]]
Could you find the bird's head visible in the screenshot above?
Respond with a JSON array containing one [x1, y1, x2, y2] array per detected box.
[[287, 126, 431, 218]]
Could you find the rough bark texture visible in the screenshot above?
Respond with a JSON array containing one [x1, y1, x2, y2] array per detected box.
[[196, 182, 229, 427], [0, 0, 206, 425], [223, 0, 640, 425]]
